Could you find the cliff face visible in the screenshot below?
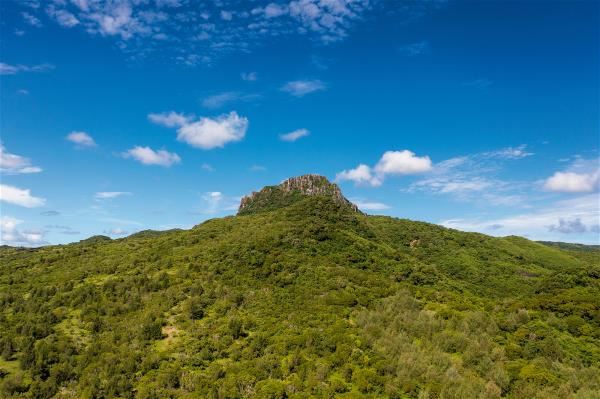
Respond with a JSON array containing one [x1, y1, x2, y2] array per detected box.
[[238, 174, 360, 215]]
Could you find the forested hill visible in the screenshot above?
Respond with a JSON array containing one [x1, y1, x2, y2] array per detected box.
[[1, 175, 599, 398]]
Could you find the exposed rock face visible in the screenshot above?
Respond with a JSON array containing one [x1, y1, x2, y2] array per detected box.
[[238, 174, 360, 215]]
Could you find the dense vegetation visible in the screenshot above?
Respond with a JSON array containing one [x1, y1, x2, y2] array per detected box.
[[1, 191, 599, 398]]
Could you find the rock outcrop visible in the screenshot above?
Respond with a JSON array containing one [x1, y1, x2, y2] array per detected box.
[[238, 174, 360, 215]]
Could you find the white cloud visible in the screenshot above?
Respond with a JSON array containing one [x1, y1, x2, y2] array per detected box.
[[66, 131, 97, 147], [0, 216, 46, 246], [374, 150, 432, 175], [485, 144, 533, 159], [148, 111, 192, 128], [201, 163, 215, 172], [544, 171, 599, 193], [338, 150, 431, 187], [250, 165, 266, 172], [177, 111, 248, 149], [280, 128, 310, 142], [201, 92, 259, 109], [94, 191, 132, 199], [241, 72, 257, 81], [220, 10, 233, 21], [350, 199, 390, 211], [336, 164, 381, 187], [281, 80, 325, 96], [398, 41, 429, 56], [17, 89, 30, 95], [22, 12, 42, 27], [0, 184, 46, 208], [38, 1, 442, 62], [46, 6, 80, 27], [0, 62, 54, 75], [104, 228, 129, 236], [123, 146, 180, 166], [441, 194, 600, 243], [0, 144, 42, 174]]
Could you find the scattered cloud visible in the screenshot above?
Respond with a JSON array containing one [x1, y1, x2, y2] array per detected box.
[[280, 128, 310, 142], [250, 165, 266, 172], [148, 111, 192, 128], [398, 40, 429, 56], [0, 216, 46, 246], [0, 184, 46, 208], [375, 150, 433, 176], [544, 171, 599, 193], [350, 198, 390, 211], [337, 150, 432, 187], [104, 228, 129, 236], [150, 110, 248, 149], [16, 1, 444, 64], [241, 72, 257, 81], [201, 163, 215, 172], [66, 131, 97, 147], [40, 210, 60, 216], [45, 224, 80, 235], [177, 111, 248, 149], [197, 191, 239, 214], [123, 146, 181, 167], [94, 191, 132, 200], [0, 144, 43, 174], [548, 218, 587, 234], [22, 11, 42, 27], [408, 145, 534, 205], [201, 92, 260, 109], [336, 164, 381, 187], [281, 80, 325, 97], [543, 158, 599, 193], [17, 89, 30, 95], [0, 62, 54, 75], [441, 194, 600, 243]]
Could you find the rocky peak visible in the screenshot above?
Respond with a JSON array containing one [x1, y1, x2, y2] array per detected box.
[[238, 174, 360, 215]]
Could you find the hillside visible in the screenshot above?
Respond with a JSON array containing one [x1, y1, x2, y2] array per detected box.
[[0, 175, 599, 399]]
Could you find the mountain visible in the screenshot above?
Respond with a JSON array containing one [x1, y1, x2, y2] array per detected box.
[[238, 174, 361, 215], [1, 175, 599, 398]]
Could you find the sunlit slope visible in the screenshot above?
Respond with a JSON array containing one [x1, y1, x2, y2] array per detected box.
[[1, 195, 599, 398]]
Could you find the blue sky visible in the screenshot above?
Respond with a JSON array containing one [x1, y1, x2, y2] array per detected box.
[[1, 0, 599, 246]]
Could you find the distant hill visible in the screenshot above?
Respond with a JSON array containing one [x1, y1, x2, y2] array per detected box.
[[538, 240, 600, 252], [1, 175, 599, 398]]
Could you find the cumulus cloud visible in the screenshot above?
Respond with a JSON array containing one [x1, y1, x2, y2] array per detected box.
[[0, 216, 46, 246], [336, 164, 381, 187], [281, 80, 325, 96], [94, 191, 132, 200], [0, 62, 54, 75], [337, 150, 431, 187], [280, 128, 310, 142], [374, 150, 432, 175], [176, 111, 248, 149], [66, 131, 97, 147], [544, 171, 599, 193], [123, 146, 181, 166], [543, 157, 599, 193], [0, 184, 46, 208], [148, 111, 192, 128], [0, 144, 42, 174]]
